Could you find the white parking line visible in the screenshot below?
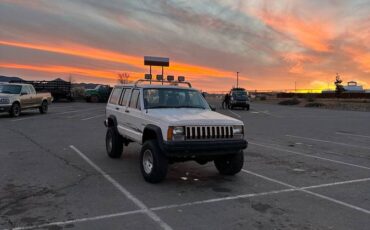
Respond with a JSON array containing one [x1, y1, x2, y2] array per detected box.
[[81, 114, 105, 121], [301, 177, 370, 190], [151, 188, 296, 211], [251, 109, 282, 118], [250, 141, 370, 170], [11, 108, 103, 122], [8, 172, 370, 230], [336, 132, 370, 139], [228, 110, 241, 118], [69, 146, 172, 230], [286, 134, 370, 150], [242, 169, 370, 215], [10, 210, 144, 230], [152, 176, 370, 211], [49, 105, 79, 110]]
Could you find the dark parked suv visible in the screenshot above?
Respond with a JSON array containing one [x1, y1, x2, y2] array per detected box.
[[229, 88, 250, 110]]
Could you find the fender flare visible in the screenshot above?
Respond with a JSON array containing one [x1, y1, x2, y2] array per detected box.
[[142, 124, 165, 151], [105, 115, 118, 129]]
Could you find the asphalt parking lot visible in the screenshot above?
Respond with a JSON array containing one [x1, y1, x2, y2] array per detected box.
[[1, 102, 369, 230]]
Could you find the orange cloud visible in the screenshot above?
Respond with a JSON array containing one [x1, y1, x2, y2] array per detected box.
[[0, 40, 240, 81], [0, 40, 142, 69], [0, 62, 120, 80], [250, 10, 333, 52], [282, 52, 318, 74], [342, 46, 370, 73]]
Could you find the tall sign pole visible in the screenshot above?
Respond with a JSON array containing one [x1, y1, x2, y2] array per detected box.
[[236, 72, 239, 88]]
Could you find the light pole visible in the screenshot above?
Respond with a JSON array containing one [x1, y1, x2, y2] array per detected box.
[[294, 81, 297, 92], [236, 72, 239, 88]]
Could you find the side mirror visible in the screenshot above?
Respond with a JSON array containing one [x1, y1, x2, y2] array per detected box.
[[21, 92, 27, 96], [210, 105, 216, 111]]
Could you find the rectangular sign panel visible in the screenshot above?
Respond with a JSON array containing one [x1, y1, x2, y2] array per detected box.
[[144, 56, 169, 67]]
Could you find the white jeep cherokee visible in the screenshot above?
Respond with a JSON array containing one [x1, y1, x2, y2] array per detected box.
[[104, 79, 248, 183]]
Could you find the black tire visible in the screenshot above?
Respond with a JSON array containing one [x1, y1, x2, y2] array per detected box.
[[214, 151, 244, 175], [39, 100, 48, 114], [9, 103, 21, 117], [140, 140, 168, 183], [106, 127, 123, 158]]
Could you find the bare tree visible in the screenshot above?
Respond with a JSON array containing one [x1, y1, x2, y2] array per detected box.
[[334, 73, 345, 97], [118, 73, 130, 84]]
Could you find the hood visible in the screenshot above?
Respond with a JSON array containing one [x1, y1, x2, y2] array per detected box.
[[0, 93, 15, 98], [147, 108, 243, 126]]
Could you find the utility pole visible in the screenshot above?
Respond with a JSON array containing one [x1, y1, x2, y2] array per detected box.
[[294, 81, 297, 92], [236, 72, 239, 88]]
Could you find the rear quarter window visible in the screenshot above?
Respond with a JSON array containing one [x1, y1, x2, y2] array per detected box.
[[109, 87, 123, 104]]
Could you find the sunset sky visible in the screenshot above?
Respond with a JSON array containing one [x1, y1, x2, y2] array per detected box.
[[0, 0, 369, 91]]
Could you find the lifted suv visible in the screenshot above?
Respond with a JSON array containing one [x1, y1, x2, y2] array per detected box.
[[104, 79, 248, 183]]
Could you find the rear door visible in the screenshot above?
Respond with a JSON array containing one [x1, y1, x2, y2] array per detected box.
[[106, 86, 124, 129], [115, 87, 133, 139], [19, 86, 32, 108], [124, 88, 144, 143], [27, 85, 40, 107]]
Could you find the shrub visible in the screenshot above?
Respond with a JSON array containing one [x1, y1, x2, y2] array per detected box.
[[260, 95, 267, 101], [305, 102, 325, 107], [278, 98, 301, 105], [307, 97, 315, 102]]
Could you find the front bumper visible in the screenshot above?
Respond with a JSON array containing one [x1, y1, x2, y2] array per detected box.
[[0, 105, 11, 113], [161, 139, 248, 158], [230, 100, 249, 107]]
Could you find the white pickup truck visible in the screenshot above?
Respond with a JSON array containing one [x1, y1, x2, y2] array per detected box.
[[104, 78, 248, 183], [0, 83, 52, 117]]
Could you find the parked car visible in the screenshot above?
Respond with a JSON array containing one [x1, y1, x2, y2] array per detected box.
[[229, 88, 250, 110], [0, 83, 53, 117], [104, 78, 248, 183], [85, 85, 112, 102]]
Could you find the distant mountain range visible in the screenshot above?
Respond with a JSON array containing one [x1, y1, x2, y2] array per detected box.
[[0, 75, 99, 89], [0, 75, 24, 82]]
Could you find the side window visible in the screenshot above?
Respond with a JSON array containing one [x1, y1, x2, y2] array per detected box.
[[109, 87, 123, 105], [28, 86, 36, 94], [129, 89, 140, 110], [21, 86, 28, 95], [120, 88, 131, 106]]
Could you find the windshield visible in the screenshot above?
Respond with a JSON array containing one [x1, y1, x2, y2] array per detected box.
[[0, 85, 22, 94], [232, 91, 247, 96], [143, 88, 210, 109]]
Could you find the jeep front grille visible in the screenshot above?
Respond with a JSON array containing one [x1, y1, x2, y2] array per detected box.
[[185, 126, 233, 140]]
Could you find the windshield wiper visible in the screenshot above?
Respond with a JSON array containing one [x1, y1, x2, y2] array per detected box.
[[173, 105, 206, 109], [146, 105, 206, 109], [146, 106, 172, 109]]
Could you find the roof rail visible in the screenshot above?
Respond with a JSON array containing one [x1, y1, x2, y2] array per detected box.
[[134, 79, 192, 88]]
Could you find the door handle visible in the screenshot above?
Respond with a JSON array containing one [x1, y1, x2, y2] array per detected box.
[[115, 107, 119, 110], [125, 110, 130, 113]]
